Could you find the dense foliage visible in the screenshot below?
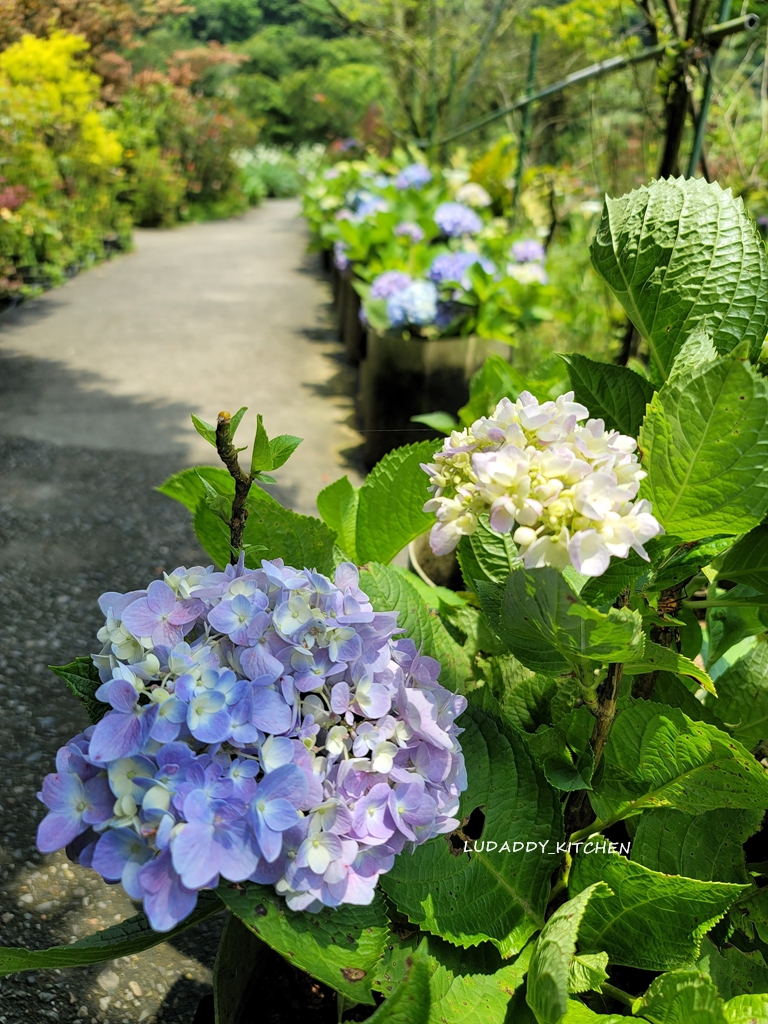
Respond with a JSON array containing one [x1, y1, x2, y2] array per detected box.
[[3, 176, 768, 1024]]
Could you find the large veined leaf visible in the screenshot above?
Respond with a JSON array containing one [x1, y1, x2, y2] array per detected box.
[[364, 941, 431, 1024], [478, 568, 644, 675], [632, 969, 729, 1024], [49, 657, 108, 724], [241, 488, 337, 576], [730, 887, 768, 947], [706, 587, 768, 667], [0, 891, 222, 976], [698, 939, 768, 1001], [570, 853, 748, 970], [703, 640, 768, 748], [217, 882, 388, 1005], [568, 953, 609, 996], [360, 563, 473, 692], [589, 177, 768, 380], [716, 525, 768, 590], [316, 475, 359, 562], [639, 346, 768, 541], [631, 807, 763, 884], [356, 441, 438, 564], [644, 536, 733, 594], [380, 704, 563, 958], [562, 354, 654, 436], [373, 933, 532, 1024], [457, 515, 518, 590], [591, 700, 768, 825], [157, 465, 236, 513], [622, 640, 715, 695], [526, 884, 612, 1024], [527, 707, 595, 792], [724, 994, 768, 1024]]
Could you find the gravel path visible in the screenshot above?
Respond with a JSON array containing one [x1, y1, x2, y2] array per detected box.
[[0, 201, 362, 1024]]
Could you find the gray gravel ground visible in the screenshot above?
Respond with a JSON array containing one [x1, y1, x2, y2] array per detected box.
[[0, 201, 363, 1023]]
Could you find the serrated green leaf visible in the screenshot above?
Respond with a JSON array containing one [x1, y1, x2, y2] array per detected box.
[[157, 465, 235, 514], [356, 441, 437, 565], [632, 807, 763, 884], [479, 656, 569, 734], [717, 525, 768, 591], [651, 672, 718, 724], [724, 994, 768, 1024], [360, 563, 473, 693], [380, 705, 562, 958], [317, 476, 359, 562], [193, 499, 232, 567], [562, 354, 654, 436], [191, 413, 217, 447], [479, 568, 644, 675], [568, 953, 609, 995], [229, 406, 248, 439], [526, 884, 612, 1024], [558, 1000, 624, 1023], [527, 707, 595, 792], [250, 414, 272, 473], [571, 853, 748, 970], [730, 887, 768, 948], [698, 938, 768, 1001], [268, 433, 302, 470], [241, 489, 337, 575], [702, 641, 768, 747], [706, 586, 768, 666], [632, 969, 729, 1024], [622, 640, 715, 695], [667, 326, 721, 384], [373, 934, 532, 1024], [217, 882, 388, 1005], [0, 891, 222, 977], [579, 551, 647, 607], [365, 940, 431, 1023], [639, 348, 768, 540], [195, 469, 231, 522], [590, 177, 768, 381], [411, 411, 458, 435], [457, 516, 518, 590], [49, 657, 108, 724], [646, 536, 733, 594], [591, 700, 768, 826]]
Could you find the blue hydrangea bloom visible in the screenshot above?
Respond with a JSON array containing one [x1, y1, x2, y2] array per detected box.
[[333, 241, 350, 271], [37, 558, 467, 931], [428, 252, 495, 286], [386, 280, 439, 327], [393, 163, 433, 190], [510, 238, 546, 264], [370, 270, 412, 300], [434, 202, 483, 237], [394, 221, 425, 243]]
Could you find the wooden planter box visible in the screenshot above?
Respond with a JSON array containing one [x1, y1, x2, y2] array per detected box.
[[358, 329, 510, 467]]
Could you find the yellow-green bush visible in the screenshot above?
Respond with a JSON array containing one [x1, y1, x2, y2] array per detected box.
[[0, 32, 130, 299]]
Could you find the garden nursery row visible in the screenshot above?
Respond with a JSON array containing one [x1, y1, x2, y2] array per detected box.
[[3, 2, 768, 1024]]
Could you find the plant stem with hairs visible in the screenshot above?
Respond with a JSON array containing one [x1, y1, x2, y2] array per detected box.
[[215, 410, 253, 563]]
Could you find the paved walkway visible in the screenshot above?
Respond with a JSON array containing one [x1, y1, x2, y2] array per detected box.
[[0, 201, 361, 1024]]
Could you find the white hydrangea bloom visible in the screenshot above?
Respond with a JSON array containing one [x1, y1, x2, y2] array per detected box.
[[455, 181, 492, 207], [421, 391, 663, 577]]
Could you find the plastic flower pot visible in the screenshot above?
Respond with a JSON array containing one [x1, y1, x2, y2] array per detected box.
[[358, 329, 510, 467], [408, 531, 463, 590]]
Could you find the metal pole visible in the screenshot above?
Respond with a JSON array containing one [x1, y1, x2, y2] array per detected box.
[[421, 14, 758, 148], [511, 32, 540, 221], [686, 0, 733, 177]]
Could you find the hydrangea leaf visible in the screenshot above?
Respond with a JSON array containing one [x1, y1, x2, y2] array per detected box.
[[217, 882, 388, 1005], [557, 1003, 624, 1023], [702, 641, 768, 747], [356, 441, 438, 565], [526, 883, 612, 1024], [250, 413, 272, 472], [268, 433, 302, 470], [527, 707, 595, 792], [698, 937, 768, 1001], [317, 475, 359, 562], [724, 994, 768, 1024], [716, 525, 768, 590], [667, 325, 720, 384], [706, 587, 768, 666], [373, 933, 532, 1024], [622, 640, 715, 695], [0, 891, 222, 977], [364, 939, 431, 1024], [411, 411, 458, 436], [458, 515, 518, 591], [241, 488, 337, 576], [568, 953, 609, 995], [639, 346, 768, 540], [645, 536, 733, 594], [730, 887, 768, 947], [191, 413, 217, 447], [579, 551, 647, 608], [631, 969, 729, 1024], [561, 354, 655, 436], [380, 704, 563, 958], [478, 568, 644, 675], [631, 807, 763, 884], [360, 563, 473, 693], [589, 177, 768, 381], [193, 500, 232, 567], [570, 853, 748, 970], [157, 465, 236, 514], [591, 700, 768, 825], [49, 657, 108, 724]]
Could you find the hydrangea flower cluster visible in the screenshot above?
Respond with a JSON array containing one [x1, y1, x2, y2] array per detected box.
[[333, 241, 350, 271], [36, 560, 467, 931], [370, 270, 412, 300], [394, 221, 425, 243], [394, 163, 433, 190], [434, 202, 483, 237], [428, 252, 495, 287], [421, 392, 663, 576], [507, 238, 548, 285], [386, 280, 439, 327], [455, 182, 492, 208]]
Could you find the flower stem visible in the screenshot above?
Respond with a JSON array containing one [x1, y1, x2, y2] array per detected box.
[[215, 410, 253, 563]]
